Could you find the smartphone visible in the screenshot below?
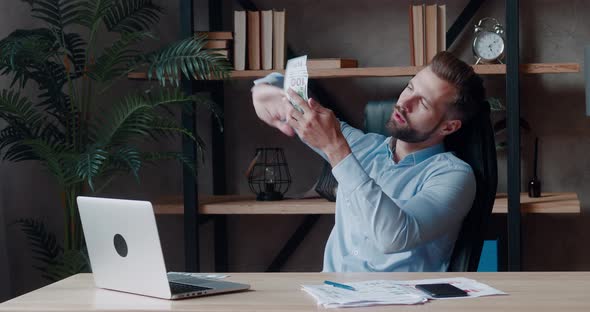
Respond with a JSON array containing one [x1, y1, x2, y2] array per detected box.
[[415, 283, 468, 298]]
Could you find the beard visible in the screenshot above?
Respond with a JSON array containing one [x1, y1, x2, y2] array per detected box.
[[385, 108, 442, 143]]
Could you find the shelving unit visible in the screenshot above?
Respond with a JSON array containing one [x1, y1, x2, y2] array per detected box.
[[172, 0, 581, 273], [153, 193, 580, 215], [128, 63, 579, 80]]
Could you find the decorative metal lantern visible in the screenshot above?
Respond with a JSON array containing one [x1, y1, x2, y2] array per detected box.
[[247, 148, 291, 201]]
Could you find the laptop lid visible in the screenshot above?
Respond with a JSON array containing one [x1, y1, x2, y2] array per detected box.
[[77, 196, 172, 299]]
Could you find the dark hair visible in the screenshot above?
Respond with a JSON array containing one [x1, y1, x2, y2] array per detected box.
[[429, 51, 485, 123]]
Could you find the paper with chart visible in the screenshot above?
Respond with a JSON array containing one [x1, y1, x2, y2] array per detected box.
[[284, 55, 308, 113], [302, 277, 506, 308]]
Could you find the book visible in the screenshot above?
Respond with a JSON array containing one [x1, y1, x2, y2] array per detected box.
[[272, 10, 286, 69], [408, 5, 415, 66], [233, 11, 246, 70], [260, 10, 273, 70], [437, 4, 446, 52], [247, 11, 261, 70], [203, 40, 229, 49], [411, 4, 425, 66], [212, 49, 229, 60], [196, 31, 233, 40], [424, 4, 438, 63], [306, 58, 358, 69]]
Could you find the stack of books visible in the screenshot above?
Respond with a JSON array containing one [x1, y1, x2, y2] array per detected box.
[[196, 31, 232, 60], [234, 10, 286, 71], [409, 4, 446, 66]]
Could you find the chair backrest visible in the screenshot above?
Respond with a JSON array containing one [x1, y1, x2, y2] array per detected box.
[[444, 102, 498, 272], [364, 100, 498, 272]]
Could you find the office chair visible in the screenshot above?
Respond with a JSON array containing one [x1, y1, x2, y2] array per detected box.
[[364, 100, 498, 272]]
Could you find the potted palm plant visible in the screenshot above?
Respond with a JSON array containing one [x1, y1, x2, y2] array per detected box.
[[0, 0, 230, 280]]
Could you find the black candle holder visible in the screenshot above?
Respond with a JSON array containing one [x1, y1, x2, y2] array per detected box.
[[247, 148, 291, 201]]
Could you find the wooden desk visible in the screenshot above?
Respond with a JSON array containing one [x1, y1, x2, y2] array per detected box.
[[1, 272, 589, 311], [153, 193, 580, 272]]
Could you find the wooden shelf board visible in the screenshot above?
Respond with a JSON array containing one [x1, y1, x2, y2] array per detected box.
[[492, 192, 580, 214], [153, 192, 579, 215], [128, 63, 579, 81]]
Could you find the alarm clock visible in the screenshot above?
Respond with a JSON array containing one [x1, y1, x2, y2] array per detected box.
[[473, 17, 505, 64]]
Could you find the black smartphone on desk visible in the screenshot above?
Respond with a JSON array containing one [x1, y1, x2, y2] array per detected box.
[[415, 283, 468, 298]]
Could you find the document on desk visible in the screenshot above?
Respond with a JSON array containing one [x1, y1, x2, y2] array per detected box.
[[302, 277, 506, 308], [167, 272, 229, 279], [395, 277, 507, 300], [302, 280, 427, 308]]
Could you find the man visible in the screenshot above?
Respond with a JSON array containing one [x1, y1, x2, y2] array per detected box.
[[251, 51, 485, 272]]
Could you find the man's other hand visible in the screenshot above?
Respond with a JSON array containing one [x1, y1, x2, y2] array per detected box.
[[251, 84, 295, 137]]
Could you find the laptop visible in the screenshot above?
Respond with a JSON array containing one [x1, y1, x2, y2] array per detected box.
[[77, 196, 250, 300]]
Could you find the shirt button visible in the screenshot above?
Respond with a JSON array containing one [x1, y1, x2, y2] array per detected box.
[[353, 250, 359, 256]]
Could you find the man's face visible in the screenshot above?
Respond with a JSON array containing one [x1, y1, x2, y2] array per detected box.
[[386, 66, 458, 143]]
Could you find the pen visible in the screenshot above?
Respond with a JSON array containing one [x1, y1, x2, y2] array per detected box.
[[324, 280, 356, 291]]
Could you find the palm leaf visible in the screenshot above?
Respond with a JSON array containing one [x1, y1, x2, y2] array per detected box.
[[0, 127, 26, 152], [104, 0, 162, 33], [76, 146, 108, 191], [0, 28, 59, 87], [42, 248, 90, 281], [28, 61, 74, 125], [13, 218, 89, 281], [76, 0, 114, 38], [142, 151, 198, 174], [62, 32, 87, 75], [13, 218, 63, 270], [94, 89, 206, 147], [30, 0, 83, 32], [0, 125, 64, 162], [3, 143, 39, 161], [94, 94, 154, 146], [89, 31, 154, 84], [105, 146, 142, 179], [0, 90, 65, 152], [24, 138, 79, 186], [149, 116, 197, 142], [0, 89, 45, 135], [144, 35, 232, 86], [145, 88, 201, 109]]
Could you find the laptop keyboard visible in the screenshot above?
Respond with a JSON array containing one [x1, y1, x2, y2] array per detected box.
[[169, 281, 212, 294]]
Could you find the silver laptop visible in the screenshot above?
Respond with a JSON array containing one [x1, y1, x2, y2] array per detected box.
[[77, 196, 250, 300]]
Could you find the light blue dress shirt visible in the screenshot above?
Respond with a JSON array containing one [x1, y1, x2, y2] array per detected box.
[[254, 73, 476, 272]]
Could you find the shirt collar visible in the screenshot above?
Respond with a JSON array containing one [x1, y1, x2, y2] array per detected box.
[[386, 138, 445, 166]]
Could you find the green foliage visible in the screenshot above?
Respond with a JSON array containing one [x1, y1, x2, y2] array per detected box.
[[14, 218, 91, 281], [14, 219, 62, 268], [4, 0, 231, 281], [104, 0, 162, 33], [146, 35, 232, 86]]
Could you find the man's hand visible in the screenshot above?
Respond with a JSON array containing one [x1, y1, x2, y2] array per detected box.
[[251, 84, 295, 136], [285, 89, 352, 167]]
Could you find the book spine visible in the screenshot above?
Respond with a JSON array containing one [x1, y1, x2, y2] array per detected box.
[[233, 11, 246, 70], [247, 11, 261, 70], [260, 10, 273, 70], [272, 10, 286, 69]]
